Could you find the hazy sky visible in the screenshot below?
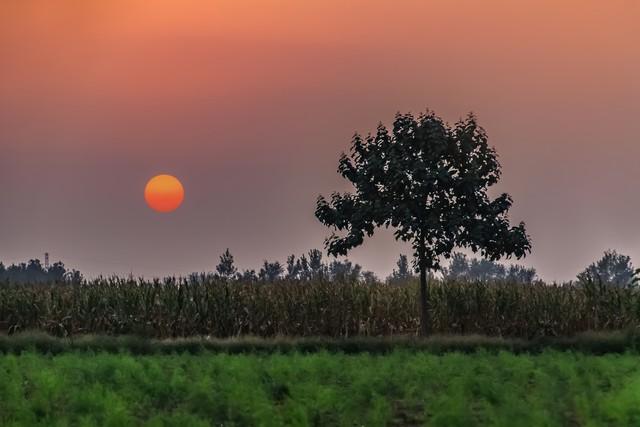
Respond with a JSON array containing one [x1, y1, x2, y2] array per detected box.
[[2, 0, 639, 281]]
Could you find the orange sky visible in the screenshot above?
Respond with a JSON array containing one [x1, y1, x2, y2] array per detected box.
[[2, 1, 639, 280]]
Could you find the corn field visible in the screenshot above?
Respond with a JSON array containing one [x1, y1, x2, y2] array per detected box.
[[0, 278, 638, 338]]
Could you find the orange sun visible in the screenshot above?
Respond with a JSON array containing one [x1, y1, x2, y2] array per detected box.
[[144, 174, 185, 213]]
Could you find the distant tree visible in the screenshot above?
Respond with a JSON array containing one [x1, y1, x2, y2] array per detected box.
[[216, 248, 237, 279], [361, 270, 379, 285], [0, 257, 82, 284], [65, 269, 84, 285], [506, 265, 537, 284], [577, 250, 639, 287], [443, 252, 469, 280], [27, 259, 47, 282], [388, 254, 413, 283], [316, 111, 531, 335], [259, 261, 283, 282], [286, 255, 303, 280], [298, 254, 311, 280], [443, 251, 537, 283], [240, 269, 258, 282], [468, 258, 506, 281], [48, 262, 68, 282], [328, 259, 361, 282], [308, 249, 326, 280], [7, 263, 27, 282]]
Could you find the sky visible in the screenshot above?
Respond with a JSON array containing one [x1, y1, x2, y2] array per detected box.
[[1, 0, 639, 281]]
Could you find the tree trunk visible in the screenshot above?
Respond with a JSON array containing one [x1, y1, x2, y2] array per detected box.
[[418, 255, 430, 337]]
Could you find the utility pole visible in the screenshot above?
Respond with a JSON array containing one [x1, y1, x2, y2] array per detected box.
[[44, 252, 49, 270]]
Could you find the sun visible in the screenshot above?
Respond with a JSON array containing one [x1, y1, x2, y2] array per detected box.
[[144, 174, 185, 213]]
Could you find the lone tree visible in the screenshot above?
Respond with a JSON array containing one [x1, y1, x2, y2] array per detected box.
[[315, 111, 531, 335]]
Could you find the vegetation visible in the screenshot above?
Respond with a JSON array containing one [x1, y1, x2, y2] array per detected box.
[[387, 254, 414, 284], [0, 259, 82, 284], [3, 349, 640, 426], [577, 249, 639, 287], [442, 252, 537, 283], [316, 111, 531, 335], [3, 277, 640, 338], [3, 330, 640, 356]]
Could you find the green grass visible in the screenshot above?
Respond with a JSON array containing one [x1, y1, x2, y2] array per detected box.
[[2, 350, 640, 426]]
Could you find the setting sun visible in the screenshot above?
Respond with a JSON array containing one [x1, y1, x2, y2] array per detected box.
[[144, 174, 184, 213]]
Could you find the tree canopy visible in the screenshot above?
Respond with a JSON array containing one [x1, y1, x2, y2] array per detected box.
[[315, 111, 532, 334], [577, 250, 639, 287]]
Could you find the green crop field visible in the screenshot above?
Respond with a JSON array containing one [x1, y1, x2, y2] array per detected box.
[[2, 278, 639, 338], [2, 350, 640, 426]]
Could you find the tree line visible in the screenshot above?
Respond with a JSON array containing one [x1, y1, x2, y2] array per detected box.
[[1, 249, 636, 288], [0, 259, 83, 284], [209, 248, 639, 288]]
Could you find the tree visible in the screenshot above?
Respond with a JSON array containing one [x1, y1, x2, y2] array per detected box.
[[240, 269, 258, 282], [442, 252, 469, 280], [308, 249, 326, 280], [26, 259, 47, 282], [468, 258, 506, 281], [298, 254, 311, 280], [442, 252, 537, 283], [65, 269, 84, 285], [259, 261, 283, 282], [328, 259, 361, 282], [577, 250, 638, 287], [0, 257, 83, 284], [361, 270, 379, 285], [506, 265, 537, 284], [48, 262, 68, 282], [388, 254, 413, 283], [315, 111, 531, 335], [216, 248, 237, 279], [286, 255, 303, 280]]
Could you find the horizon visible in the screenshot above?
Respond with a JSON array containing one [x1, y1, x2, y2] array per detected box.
[[2, 1, 639, 282]]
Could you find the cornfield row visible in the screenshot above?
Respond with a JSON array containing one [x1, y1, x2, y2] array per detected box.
[[0, 278, 638, 338]]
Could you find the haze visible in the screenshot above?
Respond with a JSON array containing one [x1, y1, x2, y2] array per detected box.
[[2, 0, 639, 281]]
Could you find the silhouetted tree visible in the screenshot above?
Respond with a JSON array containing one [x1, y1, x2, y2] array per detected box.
[[216, 248, 237, 279], [388, 254, 413, 283], [48, 262, 68, 282], [26, 259, 47, 282], [506, 265, 537, 283], [361, 270, 379, 285], [65, 269, 84, 285], [443, 252, 469, 280], [298, 254, 311, 280], [259, 261, 283, 282], [328, 259, 361, 282], [0, 257, 83, 284], [577, 250, 639, 287], [240, 269, 258, 282], [468, 258, 506, 281], [286, 255, 303, 280], [308, 249, 326, 280], [443, 251, 536, 283], [316, 111, 531, 335]]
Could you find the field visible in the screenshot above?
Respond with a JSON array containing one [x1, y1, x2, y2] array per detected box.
[[1, 349, 639, 426], [3, 279, 639, 426], [1, 278, 639, 338]]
